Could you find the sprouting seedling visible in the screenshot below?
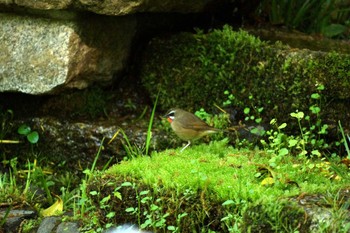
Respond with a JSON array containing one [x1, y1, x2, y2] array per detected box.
[[17, 124, 39, 144]]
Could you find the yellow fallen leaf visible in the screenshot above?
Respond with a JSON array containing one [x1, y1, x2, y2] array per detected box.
[[41, 196, 63, 217], [261, 177, 275, 186]]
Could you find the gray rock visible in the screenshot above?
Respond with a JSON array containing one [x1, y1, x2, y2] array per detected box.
[[0, 209, 37, 233], [0, 13, 136, 94], [56, 221, 80, 233], [0, 0, 215, 16], [37, 217, 61, 233]]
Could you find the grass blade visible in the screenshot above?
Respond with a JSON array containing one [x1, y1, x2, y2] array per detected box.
[[145, 92, 159, 156]]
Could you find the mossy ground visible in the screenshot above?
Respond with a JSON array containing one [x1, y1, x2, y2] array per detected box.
[[140, 26, 350, 132], [88, 139, 350, 232]]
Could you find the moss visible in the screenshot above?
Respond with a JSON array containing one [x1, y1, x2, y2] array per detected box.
[[87, 140, 348, 232], [140, 25, 350, 130]]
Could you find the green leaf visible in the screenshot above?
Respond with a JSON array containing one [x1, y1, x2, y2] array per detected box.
[[322, 24, 347, 37], [140, 190, 150, 196], [290, 111, 304, 119], [244, 107, 250, 115], [18, 124, 31, 135], [125, 207, 135, 212], [310, 106, 321, 114], [278, 148, 289, 156], [114, 191, 122, 200], [100, 195, 111, 204], [288, 139, 298, 147], [319, 124, 328, 134], [311, 93, 320, 99], [121, 182, 132, 187], [167, 226, 176, 231], [178, 213, 188, 218], [27, 131, 39, 144], [278, 123, 287, 129], [270, 118, 277, 125], [317, 85, 325, 91], [89, 191, 98, 196], [222, 200, 235, 206], [106, 212, 115, 219]]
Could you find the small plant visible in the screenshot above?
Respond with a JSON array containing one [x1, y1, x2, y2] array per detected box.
[[118, 93, 158, 159], [17, 124, 39, 144], [338, 121, 350, 159], [194, 107, 229, 131], [243, 95, 264, 126], [124, 183, 171, 232], [260, 118, 289, 157], [145, 92, 158, 156], [221, 199, 246, 232], [120, 129, 145, 159], [167, 212, 188, 232], [77, 138, 105, 219]]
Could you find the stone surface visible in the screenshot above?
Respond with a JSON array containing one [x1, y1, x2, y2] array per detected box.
[[13, 0, 72, 10], [56, 221, 80, 233], [37, 217, 61, 233], [0, 0, 215, 16], [0, 13, 136, 94], [0, 0, 223, 95], [0, 209, 37, 233]]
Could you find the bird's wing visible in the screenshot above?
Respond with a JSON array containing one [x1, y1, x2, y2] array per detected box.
[[178, 114, 217, 131]]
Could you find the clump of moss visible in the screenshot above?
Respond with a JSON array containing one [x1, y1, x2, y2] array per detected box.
[[87, 140, 348, 232], [140, 25, 350, 130]]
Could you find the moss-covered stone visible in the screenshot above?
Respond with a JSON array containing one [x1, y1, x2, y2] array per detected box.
[[140, 25, 350, 131], [87, 141, 348, 232]]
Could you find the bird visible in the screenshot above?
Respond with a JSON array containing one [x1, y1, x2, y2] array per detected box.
[[164, 108, 221, 152]]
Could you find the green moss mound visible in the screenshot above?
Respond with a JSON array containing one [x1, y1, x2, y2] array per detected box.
[[87, 140, 349, 232], [140, 25, 350, 130]]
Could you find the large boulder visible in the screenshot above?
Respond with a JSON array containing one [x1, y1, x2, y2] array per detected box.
[[0, 13, 136, 94], [0, 0, 223, 94], [0, 0, 215, 15]]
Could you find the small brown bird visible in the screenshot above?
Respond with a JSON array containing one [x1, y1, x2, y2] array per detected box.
[[164, 108, 221, 151]]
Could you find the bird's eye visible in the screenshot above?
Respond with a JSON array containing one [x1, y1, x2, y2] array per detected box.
[[168, 111, 175, 117]]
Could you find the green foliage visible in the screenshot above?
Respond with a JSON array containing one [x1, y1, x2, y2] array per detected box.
[[120, 129, 145, 159], [103, 140, 349, 232], [338, 121, 350, 159], [194, 107, 230, 130], [123, 184, 170, 231], [142, 26, 270, 113], [259, 0, 350, 38], [145, 93, 158, 156], [247, 85, 335, 157], [141, 26, 350, 134], [242, 201, 307, 232]]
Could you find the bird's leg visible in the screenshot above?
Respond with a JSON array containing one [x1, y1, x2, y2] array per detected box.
[[180, 141, 191, 152]]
